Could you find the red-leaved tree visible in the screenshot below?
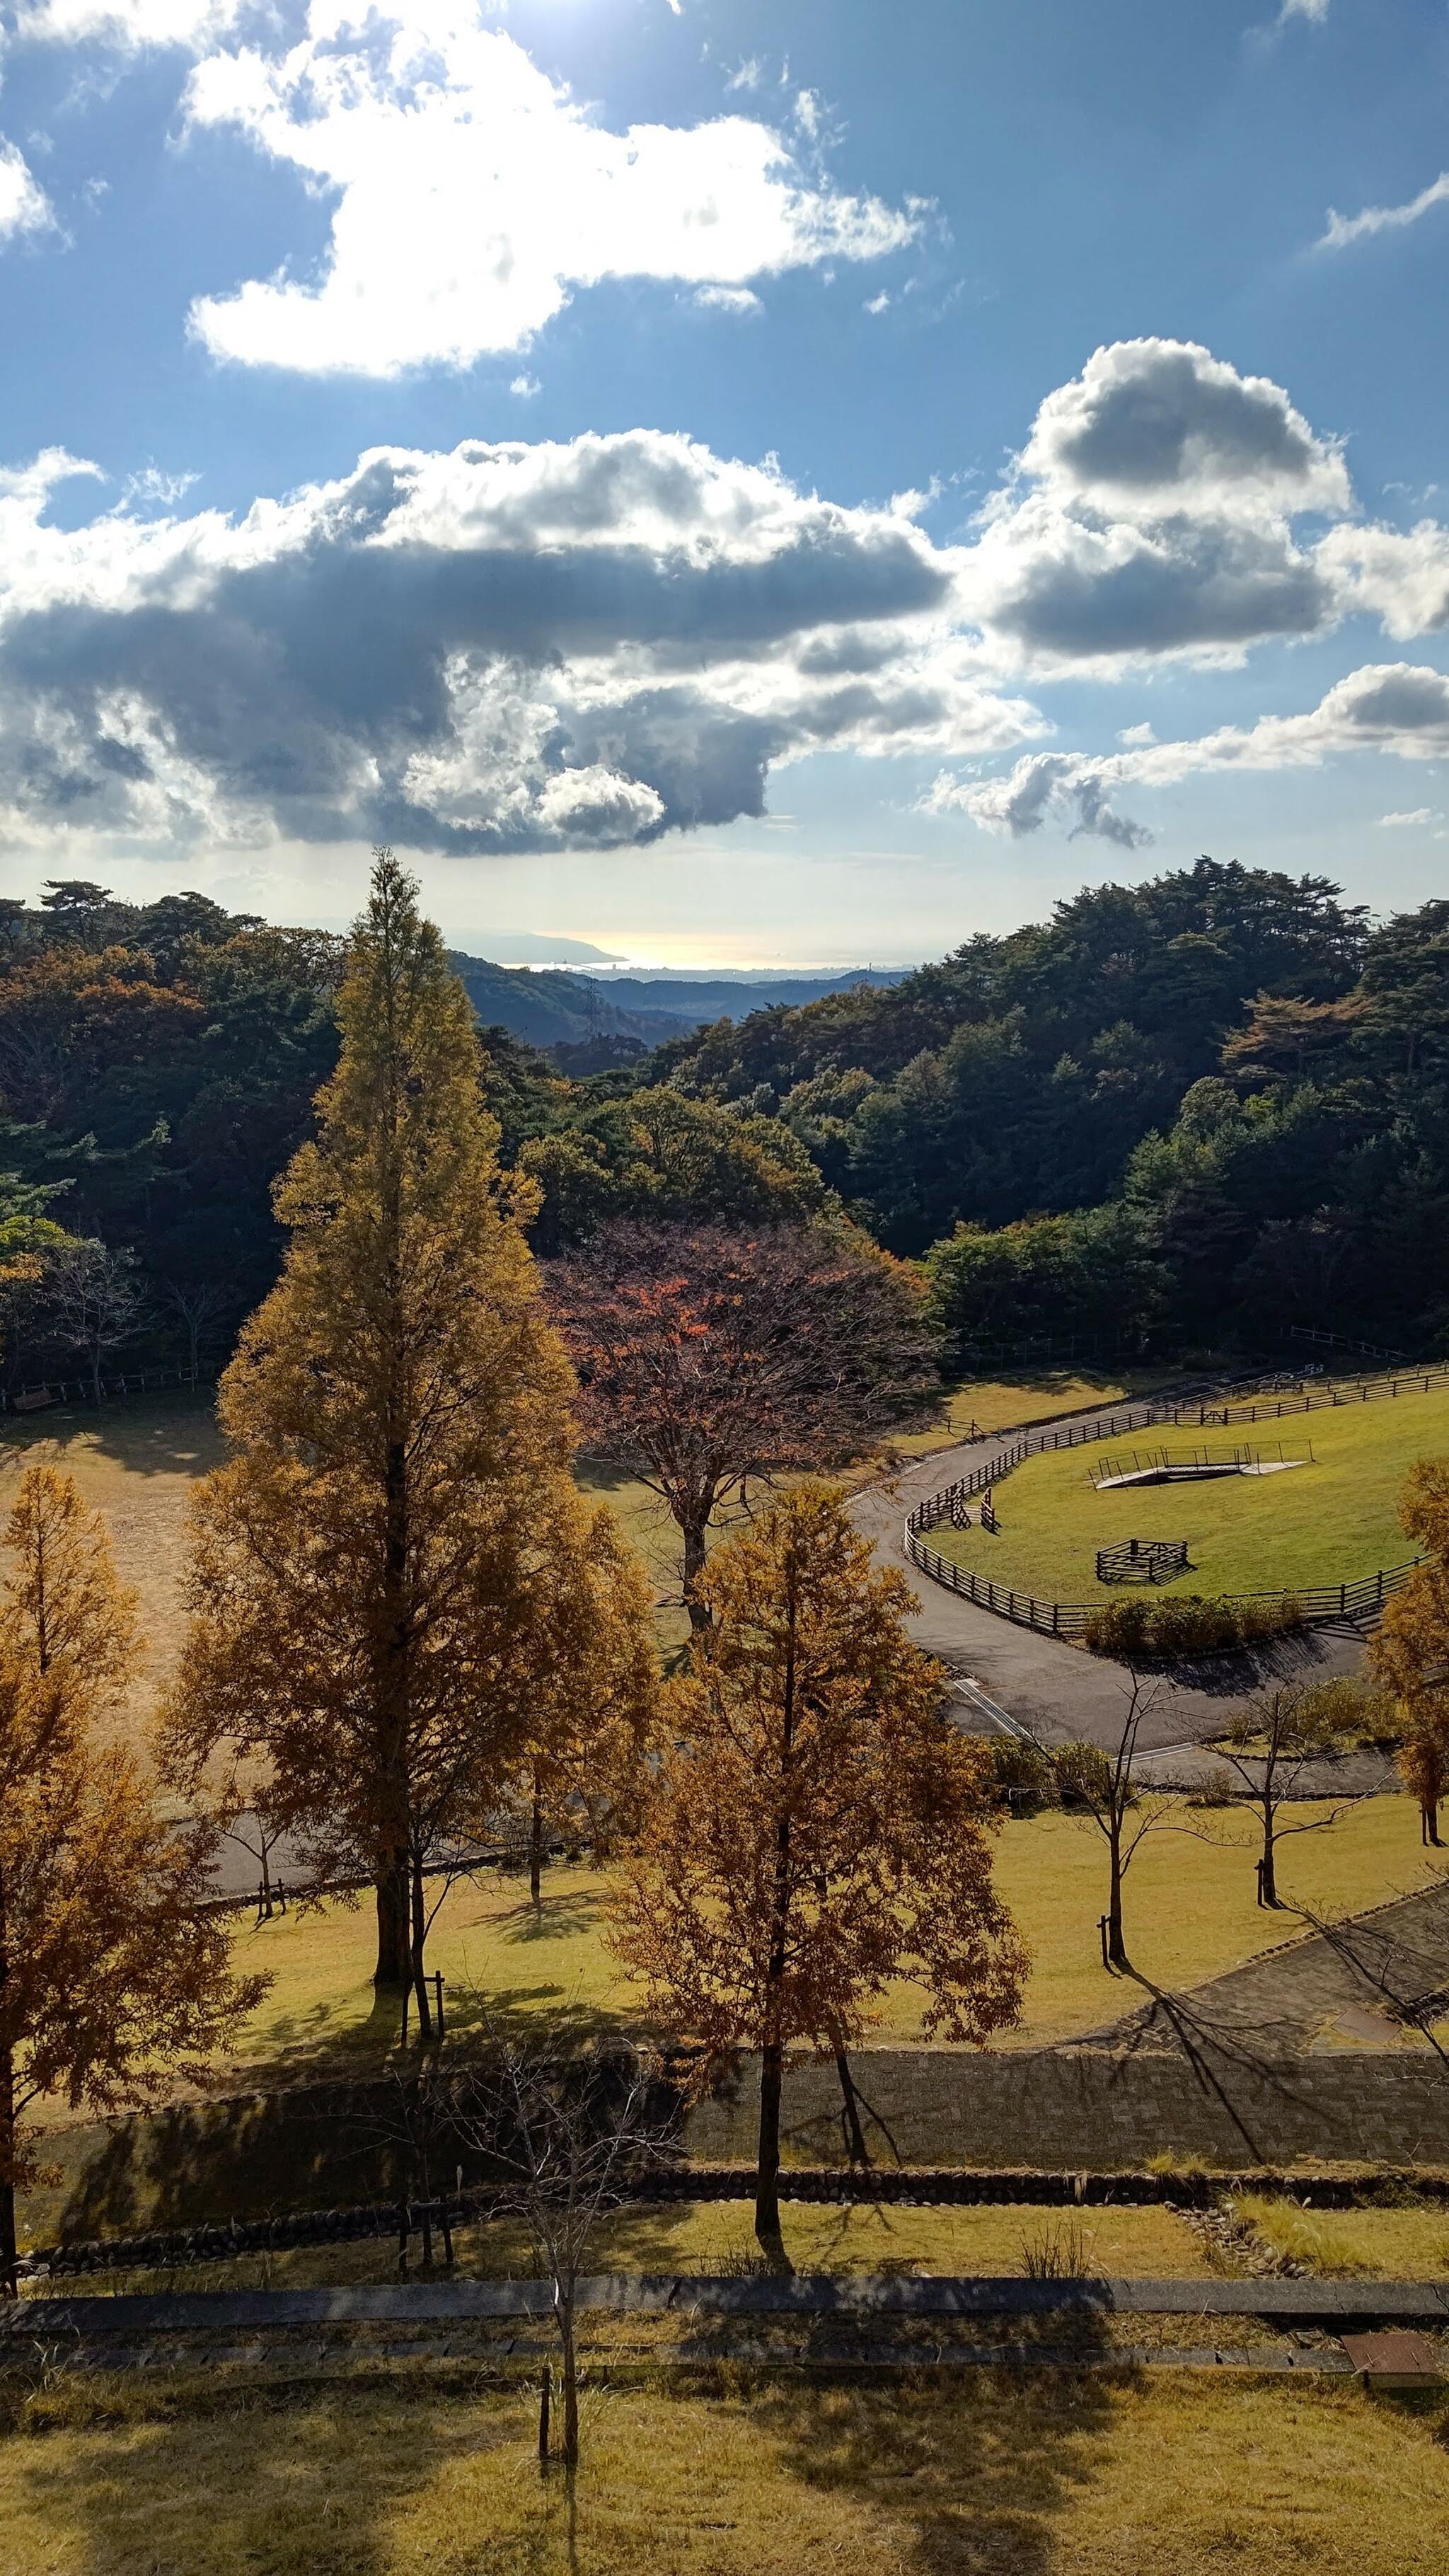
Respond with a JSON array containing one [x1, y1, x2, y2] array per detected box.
[[549, 1223, 935, 1630]]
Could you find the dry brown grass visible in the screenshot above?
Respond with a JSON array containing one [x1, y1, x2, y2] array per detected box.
[[0, 2369, 1445, 2575], [0, 1392, 225, 1740]]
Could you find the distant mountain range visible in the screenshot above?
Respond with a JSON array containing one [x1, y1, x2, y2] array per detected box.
[[448, 954, 915, 1055]]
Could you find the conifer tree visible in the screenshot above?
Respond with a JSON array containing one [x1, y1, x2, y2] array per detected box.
[[165, 853, 645, 2024], [0, 1465, 258, 2292], [608, 1483, 1025, 2264], [500, 1507, 659, 1908]]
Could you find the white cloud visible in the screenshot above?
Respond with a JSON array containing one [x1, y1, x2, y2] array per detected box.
[[1376, 806, 1442, 827], [1278, 0, 1329, 22], [0, 139, 54, 243], [181, 8, 916, 374], [1317, 171, 1449, 253], [726, 58, 764, 93], [927, 663, 1449, 843], [509, 372, 540, 398], [864, 289, 890, 314], [0, 427, 1042, 857], [13, 0, 246, 46], [693, 284, 761, 314], [1117, 721, 1156, 746], [956, 337, 1352, 669], [122, 464, 200, 506]]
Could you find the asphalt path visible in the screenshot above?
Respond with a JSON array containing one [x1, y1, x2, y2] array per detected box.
[[850, 1416, 1370, 1760]]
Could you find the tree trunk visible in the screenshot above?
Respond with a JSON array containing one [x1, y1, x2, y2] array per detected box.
[[560, 2299, 579, 2471], [1260, 1816, 1279, 1907], [0, 2040, 16, 2301], [681, 1517, 711, 1634], [374, 1854, 411, 1989], [833, 2042, 871, 2170], [1424, 1798, 1441, 1849], [754, 2038, 788, 2264], [409, 1851, 433, 2041], [1106, 1827, 1127, 1967], [530, 1774, 544, 1910]]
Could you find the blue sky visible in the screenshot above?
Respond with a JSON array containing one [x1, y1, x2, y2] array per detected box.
[[1, 0, 1448, 961]]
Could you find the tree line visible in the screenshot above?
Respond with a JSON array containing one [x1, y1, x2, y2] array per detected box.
[[6, 856, 1446, 1392]]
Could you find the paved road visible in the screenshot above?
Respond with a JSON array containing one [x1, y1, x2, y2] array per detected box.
[[850, 1416, 1368, 1757]]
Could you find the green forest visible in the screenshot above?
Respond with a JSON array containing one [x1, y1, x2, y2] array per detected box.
[[2, 856, 1446, 1393]]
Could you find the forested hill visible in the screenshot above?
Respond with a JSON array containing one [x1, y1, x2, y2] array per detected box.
[[1, 860, 1446, 1392], [448, 954, 911, 1056], [642, 857, 1449, 1355], [647, 859, 1370, 1243]]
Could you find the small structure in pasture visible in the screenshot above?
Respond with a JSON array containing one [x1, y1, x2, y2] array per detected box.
[[1092, 1440, 1313, 1491], [1095, 1537, 1190, 1586]]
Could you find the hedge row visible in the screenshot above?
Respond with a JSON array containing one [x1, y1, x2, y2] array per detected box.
[[1081, 1592, 1305, 1659]]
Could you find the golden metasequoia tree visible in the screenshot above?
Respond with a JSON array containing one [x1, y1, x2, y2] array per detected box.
[[1371, 1456, 1449, 1846], [0, 1466, 260, 2292], [164, 853, 649, 2027], [608, 1483, 1026, 2263], [499, 1508, 659, 1908]]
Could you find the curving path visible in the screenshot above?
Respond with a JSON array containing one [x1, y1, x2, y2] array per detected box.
[[849, 1413, 1369, 1760]]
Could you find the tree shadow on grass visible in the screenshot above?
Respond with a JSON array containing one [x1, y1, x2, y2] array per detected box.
[[4, 2374, 520, 2576], [0, 1389, 224, 1483], [668, 2355, 1121, 2576]]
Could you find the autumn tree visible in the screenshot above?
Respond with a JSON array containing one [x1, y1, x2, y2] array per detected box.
[[1371, 1461, 1449, 1845], [497, 1509, 658, 1910], [0, 1465, 260, 2290], [550, 1221, 935, 1631], [1055, 1680, 1170, 1968], [608, 1483, 1025, 2264], [1215, 1680, 1367, 1906], [163, 853, 647, 2029]]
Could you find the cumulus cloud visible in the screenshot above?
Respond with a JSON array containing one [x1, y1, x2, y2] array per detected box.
[[926, 662, 1449, 843], [1377, 807, 1441, 827], [0, 429, 1042, 857], [957, 338, 1353, 669], [1317, 171, 1449, 253], [179, 6, 916, 373], [0, 139, 53, 242]]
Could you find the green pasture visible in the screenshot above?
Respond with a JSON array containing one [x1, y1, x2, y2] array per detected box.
[[928, 1383, 1449, 1605]]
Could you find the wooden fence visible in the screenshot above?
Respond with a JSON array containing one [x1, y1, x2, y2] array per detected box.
[[904, 1368, 1439, 1642], [1, 1363, 204, 1415], [904, 1527, 1422, 1641]]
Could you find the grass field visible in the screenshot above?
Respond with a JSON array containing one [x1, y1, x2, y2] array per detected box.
[[930, 1382, 1449, 1604], [0, 1392, 225, 1734], [30, 2197, 1217, 2295], [170, 1799, 1449, 2077], [0, 1370, 1172, 1734], [29, 1794, 1438, 2120], [885, 1367, 1166, 1457], [1237, 2197, 1449, 2278], [0, 2372, 1445, 2575]]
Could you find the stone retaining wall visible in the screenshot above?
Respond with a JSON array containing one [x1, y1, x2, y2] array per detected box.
[[686, 2047, 1449, 2172]]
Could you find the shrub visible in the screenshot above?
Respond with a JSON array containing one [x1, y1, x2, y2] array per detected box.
[[1083, 1591, 1305, 1659], [976, 1732, 1056, 1810]]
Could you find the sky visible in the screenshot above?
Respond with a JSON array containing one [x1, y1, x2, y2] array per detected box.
[[0, 0, 1448, 964]]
